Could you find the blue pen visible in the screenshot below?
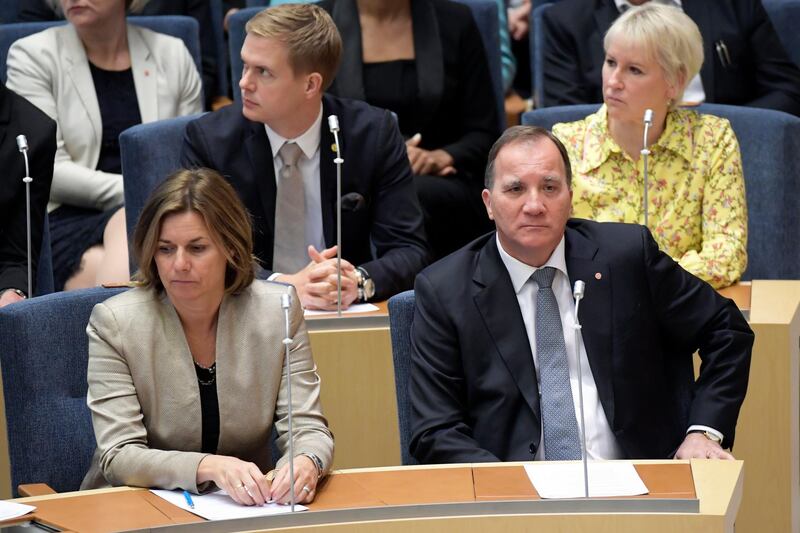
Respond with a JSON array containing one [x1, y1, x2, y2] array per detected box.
[[183, 490, 195, 509]]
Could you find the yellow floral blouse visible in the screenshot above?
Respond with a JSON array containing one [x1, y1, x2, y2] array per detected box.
[[552, 105, 747, 289]]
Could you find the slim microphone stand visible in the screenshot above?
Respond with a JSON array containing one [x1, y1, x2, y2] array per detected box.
[[17, 136, 32, 297], [573, 281, 589, 498], [641, 116, 653, 230], [332, 131, 344, 317], [281, 292, 297, 511]]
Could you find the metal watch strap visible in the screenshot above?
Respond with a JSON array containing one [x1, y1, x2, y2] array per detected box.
[[0, 288, 26, 299], [300, 452, 324, 478]]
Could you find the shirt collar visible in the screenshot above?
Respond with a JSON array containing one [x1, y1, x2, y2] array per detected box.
[[264, 103, 323, 160], [614, 0, 682, 12], [579, 105, 695, 173], [495, 234, 568, 294]]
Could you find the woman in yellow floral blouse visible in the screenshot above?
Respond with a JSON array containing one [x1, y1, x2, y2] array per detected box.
[[552, 3, 747, 289]]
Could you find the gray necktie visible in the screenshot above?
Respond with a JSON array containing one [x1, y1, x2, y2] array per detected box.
[[273, 142, 307, 273], [531, 267, 582, 460]]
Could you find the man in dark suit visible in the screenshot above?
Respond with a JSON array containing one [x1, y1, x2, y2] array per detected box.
[[541, 0, 800, 116], [181, 3, 429, 310], [410, 125, 753, 463], [0, 83, 56, 306]]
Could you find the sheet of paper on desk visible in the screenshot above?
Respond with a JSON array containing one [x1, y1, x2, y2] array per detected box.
[[524, 462, 649, 499], [0, 500, 35, 521], [150, 489, 307, 521], [304, 303, 379, 316]]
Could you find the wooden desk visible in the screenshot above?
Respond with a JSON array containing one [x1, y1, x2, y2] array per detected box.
[[12, 461, 741, 533], [305, 302, 400, 470]]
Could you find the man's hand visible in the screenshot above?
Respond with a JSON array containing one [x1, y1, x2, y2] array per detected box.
[[0, 289, 25, 308], [508, 0, 532, 41], [406, 134, 456, 176], [276, 246, 359, 310], [674, 433, 735, 460]]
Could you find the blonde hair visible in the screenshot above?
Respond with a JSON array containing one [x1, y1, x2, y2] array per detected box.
[[245, 3, 342, 91], [604, 3, 703, 103], [47, 0, 150, 16], [132, 168, 256, 295]]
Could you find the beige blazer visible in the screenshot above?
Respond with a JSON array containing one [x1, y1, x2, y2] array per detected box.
[[81, 281, 334, 493], [6, 23, 203, 212]]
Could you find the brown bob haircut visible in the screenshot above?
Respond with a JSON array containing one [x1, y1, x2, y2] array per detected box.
[[245, 3, 342, 91], [132, 167, 256, 294]]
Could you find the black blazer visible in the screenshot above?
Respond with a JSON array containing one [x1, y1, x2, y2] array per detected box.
[[319, 0, 500, 184], [410, 220, 753, 463], [542, 0, 800, 116], [0, 84, 56, 295], [180, 94, 430, 301]]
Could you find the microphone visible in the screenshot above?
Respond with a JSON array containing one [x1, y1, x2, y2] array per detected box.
[[17, 135, 33, 298], [281, 290, 297, 511], [641, 109, 653, 230], [572, 280, 589, 498], [328, 115, 344, 316]]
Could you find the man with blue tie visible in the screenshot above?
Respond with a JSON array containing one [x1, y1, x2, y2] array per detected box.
[[409, 126, 753, 463]]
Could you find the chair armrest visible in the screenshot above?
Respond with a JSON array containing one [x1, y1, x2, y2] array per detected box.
[[18, 483, 57, 497]]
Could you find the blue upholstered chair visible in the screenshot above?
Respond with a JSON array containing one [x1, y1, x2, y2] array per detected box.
[[521, 103, 800, 280], [119, 113, 202, 253], [0, 287, 127, 495], [209, 0, 230, 98], [228, 1, 505, 130], [0, 0, 19, 24], [387, 289, 418, 466], [530, 2, 554, 108], [763, 0, 800, 67], [0, 16, 203, 83]]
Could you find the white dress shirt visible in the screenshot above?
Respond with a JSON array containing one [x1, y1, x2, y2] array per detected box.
[[496, 235, 624, 460], [613, 0, 706, 104], [264, 105, 326, 264]]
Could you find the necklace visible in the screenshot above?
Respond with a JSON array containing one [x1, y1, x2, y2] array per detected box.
[[194, 360, 216, 386]]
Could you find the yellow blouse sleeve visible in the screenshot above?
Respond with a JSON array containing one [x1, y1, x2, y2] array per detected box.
[[677, 119, 748, 288]]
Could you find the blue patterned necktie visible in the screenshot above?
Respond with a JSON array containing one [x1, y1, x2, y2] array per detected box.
[[531, 267, 581, 460]]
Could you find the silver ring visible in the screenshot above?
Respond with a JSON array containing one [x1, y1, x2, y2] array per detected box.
[[302, 485, 311, 494], [235, 483, 245, 489]]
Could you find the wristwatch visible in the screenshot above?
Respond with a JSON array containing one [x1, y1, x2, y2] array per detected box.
[[0, 288, 26, 299], [355, 267, 375, 302], [688, 430, 722, 444]]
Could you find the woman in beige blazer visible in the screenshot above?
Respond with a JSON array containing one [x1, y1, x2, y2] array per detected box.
[[81, 168, 333, 505], [6, 0, 202, 293]]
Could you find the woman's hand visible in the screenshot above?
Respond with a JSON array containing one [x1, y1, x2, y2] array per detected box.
[[197, 455, 271, 506], [270, 455, 320, 504], [405, 134, 456, 176]]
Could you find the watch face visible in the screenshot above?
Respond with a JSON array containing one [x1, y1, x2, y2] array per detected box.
[[364, 279, 376, 299]]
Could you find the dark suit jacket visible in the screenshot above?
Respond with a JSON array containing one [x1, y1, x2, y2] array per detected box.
[[542, 0, 800, 117], [18, 0, 219, 106], [319, 0, 500, 184], [410, 220, 753, 463], [180, 94, 430, 301], [0, 84, 55, 295]]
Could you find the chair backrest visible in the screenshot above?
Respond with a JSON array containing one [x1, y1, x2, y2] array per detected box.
[[119, 113, 202, 260], [0, 287, 128, 495], [521, 103, 800, 280], [0, 0, 19, 24], [209, 0, 230, 97], [530, 2, 554, 107], [387, 289, 418, 466], [228, 6, 261, 105], [762, 0, 800, 67], [0, 16, 202, 84]]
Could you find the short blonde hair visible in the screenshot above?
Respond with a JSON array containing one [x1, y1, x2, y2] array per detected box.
[[245, 3, 342, 91], [47, 0, 150, 16], [604, 3, 703, 100], [132, 168, 256, 295]]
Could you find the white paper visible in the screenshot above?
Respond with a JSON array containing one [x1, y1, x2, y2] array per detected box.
[[304, 303, 379, 316], [150, 489, 307, 521], [524, 461, 649, 499], [0, 500, 35, 520]]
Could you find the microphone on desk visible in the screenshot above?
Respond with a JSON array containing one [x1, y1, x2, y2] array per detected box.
[[17, 134, 33, 298], [328, 115, 344, 316], [572, 280, 589, 498], [641, 109, 653, 231], [281, 290, 298, 511]]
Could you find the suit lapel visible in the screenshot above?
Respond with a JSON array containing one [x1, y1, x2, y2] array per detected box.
[[128, 25, 158, 123], [682, 0, 714, 99], [564, 225, 615, 427], [244, 120, 277, 251], [411, 0, 444, 123], [61, 25, 102, 151], [473, 237, 541, 425], [330, 0, 365, 100], [320, 96, 336, 247]]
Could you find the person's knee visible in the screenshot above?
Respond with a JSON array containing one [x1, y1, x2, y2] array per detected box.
[[64, 245, 104, 291]]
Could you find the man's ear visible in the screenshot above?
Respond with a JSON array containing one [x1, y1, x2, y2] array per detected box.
[[305, 72, 323, 98], [481, 189, 494, 221]]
